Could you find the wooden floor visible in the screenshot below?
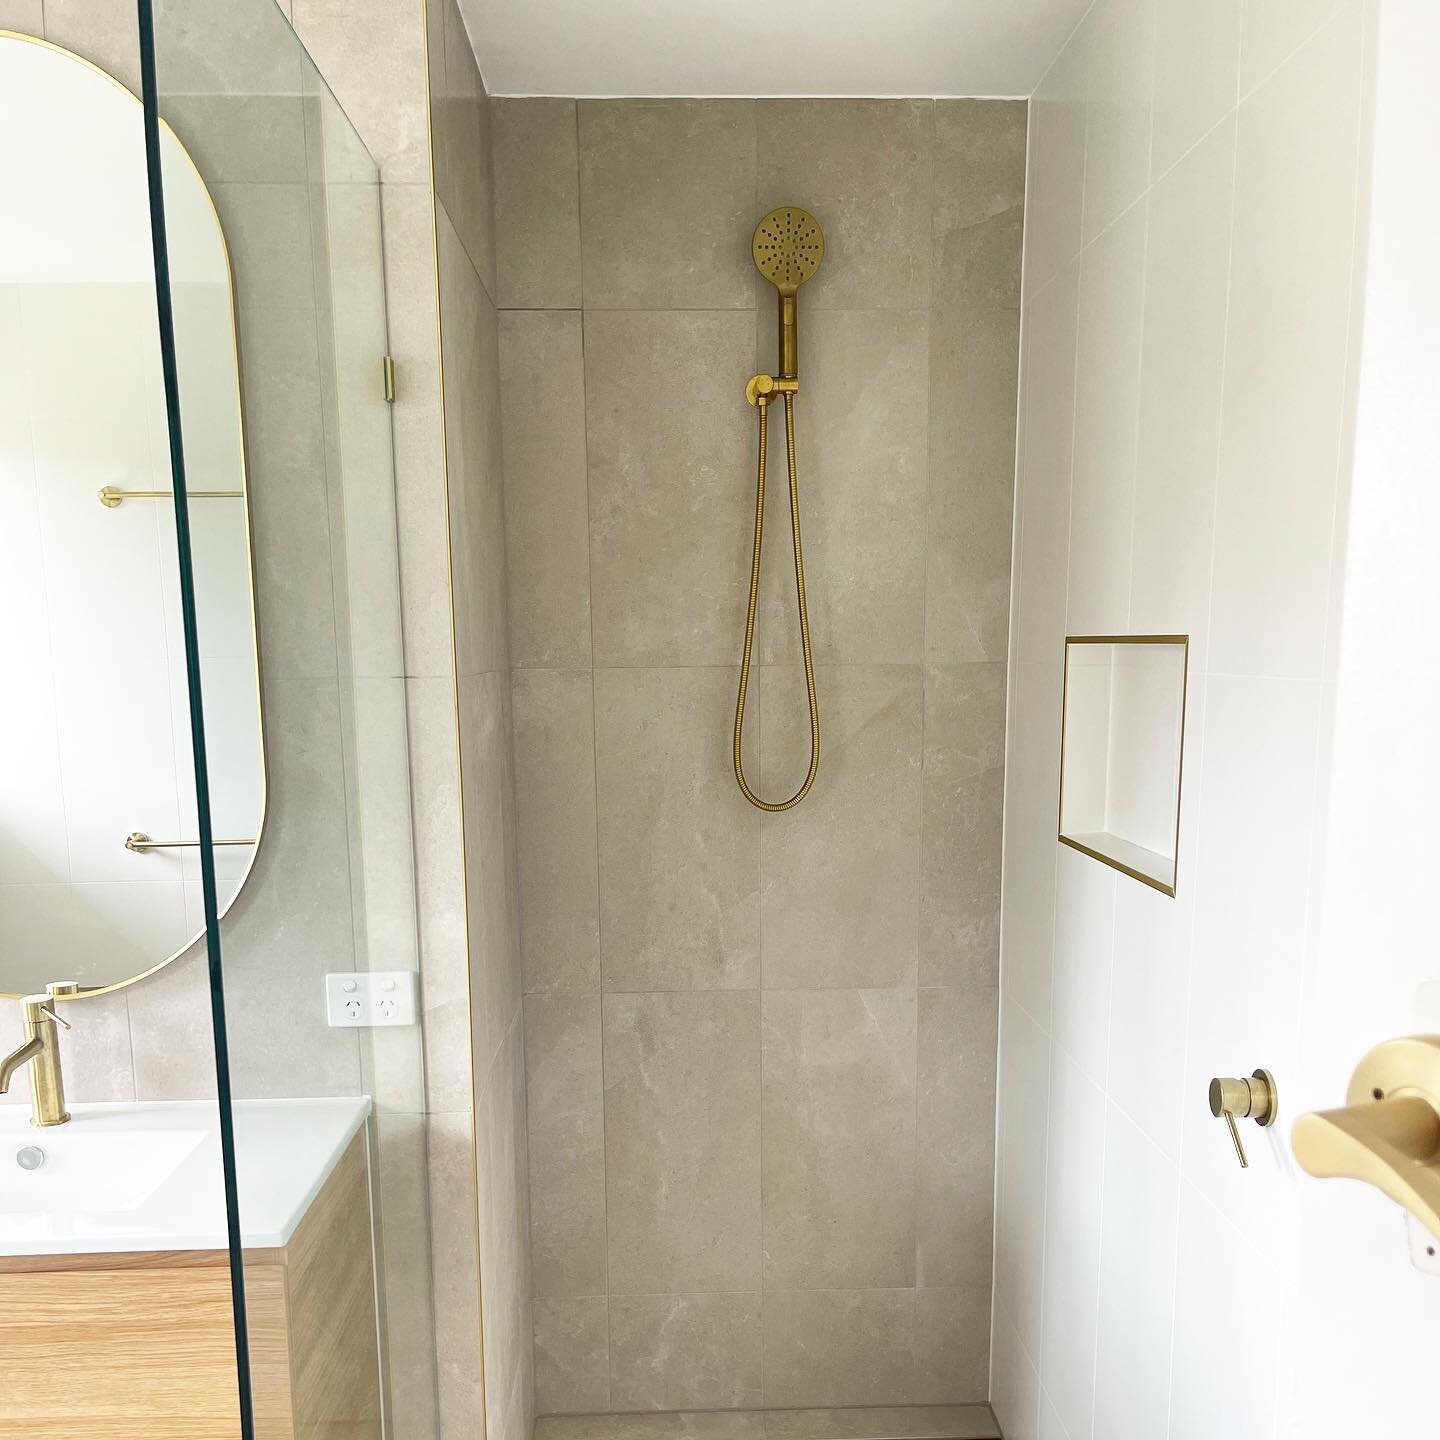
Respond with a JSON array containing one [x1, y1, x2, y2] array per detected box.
[[534, 1405, 1002, 1440]]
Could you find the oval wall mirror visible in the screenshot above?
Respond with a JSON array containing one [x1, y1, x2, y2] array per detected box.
[[0, 32, 265, 999]]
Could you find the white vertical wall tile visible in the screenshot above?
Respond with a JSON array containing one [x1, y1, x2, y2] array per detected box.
[[1209, 7, 1364, 679], [1080, 0, 1156, 243], [1024, 30, 1091, 294], [1150, 0, 1240, 179]]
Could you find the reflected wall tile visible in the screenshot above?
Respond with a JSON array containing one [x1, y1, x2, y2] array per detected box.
[[917, 986, 997, 1289], [535, 1295, 610, 1415], [603, 990, 761, 1294], [524, 995, 606, 1298], [914, 1286, 991, 1403], [429, 0, 495, 294], [761, 988, 917, 1291], [609, 1293, 763, 1412], [578, 100, 756, 309], [128, 952, 217, 1100], [761, 1290, 916, 1408], [428, 1109, 485, 1435], [755, 310, 928, 666], [756, 100, 932, 311], [381, 183, 452, 680], [438, 208, 507, 680], [926, 305, 1021, 665], [585, 310, 756, 668], [458, 671, 521, 1079], [920, 663, 1007, 990], [594, 668, 759, 992], [500, 310, 591, 668], [291, 0, 429, 183], [374, 1112, 441, 1439], [932, 101, 1028, 312], [478, 1018, 532, 1440], [406, 676, 470, 1104], [494, 99, 581, 309], [759, 665, 921, 990], [512, 669, 600, 995]]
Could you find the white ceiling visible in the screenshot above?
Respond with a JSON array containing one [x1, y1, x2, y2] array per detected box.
[[460, 0, 1092, 99]]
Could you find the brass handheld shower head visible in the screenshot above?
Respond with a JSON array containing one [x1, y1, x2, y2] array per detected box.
[[753, 206, 824, 380]]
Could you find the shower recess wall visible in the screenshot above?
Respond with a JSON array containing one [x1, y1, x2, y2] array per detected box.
[[493, 97, 1026, 1413], [993, 2, 1424, 1438]]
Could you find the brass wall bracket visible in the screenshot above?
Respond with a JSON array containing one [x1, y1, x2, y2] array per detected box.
[[1209, 1069, 1278, 1168], [1293, 1035, 1440, 1240], [745, 373, 799, 407]]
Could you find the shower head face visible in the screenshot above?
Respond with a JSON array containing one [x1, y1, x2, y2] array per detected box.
[[753, 207, 824, 295]]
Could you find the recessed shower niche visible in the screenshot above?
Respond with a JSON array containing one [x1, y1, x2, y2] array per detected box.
[[1058, 635, 1188, 896]]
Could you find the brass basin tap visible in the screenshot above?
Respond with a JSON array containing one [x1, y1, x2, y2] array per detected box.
[[0, 985, 74, 1127]]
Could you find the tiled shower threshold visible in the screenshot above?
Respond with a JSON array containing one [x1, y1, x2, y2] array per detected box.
[[535, 1405, 1002, 1440]]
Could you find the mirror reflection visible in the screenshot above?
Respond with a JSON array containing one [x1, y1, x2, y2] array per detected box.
[[0, 34, 263, 998]]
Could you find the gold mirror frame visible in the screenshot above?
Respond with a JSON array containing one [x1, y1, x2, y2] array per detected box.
[[0, 30, 267, 1002]]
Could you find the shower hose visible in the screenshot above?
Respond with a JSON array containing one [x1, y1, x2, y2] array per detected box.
[[733, 389, 821, 812]]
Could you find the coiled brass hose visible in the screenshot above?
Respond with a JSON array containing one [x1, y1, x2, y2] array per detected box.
[[733, 390, 820, 811]]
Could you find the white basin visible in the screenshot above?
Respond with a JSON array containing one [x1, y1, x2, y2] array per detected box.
[[0, 1096, 370, 1257]]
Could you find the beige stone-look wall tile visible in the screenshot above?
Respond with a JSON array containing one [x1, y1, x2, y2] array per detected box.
[[754, 310, 928, 667], [234, 304, 338, 681], [761, 1290, 916, 1408], [512, 668, 600, 995], [429, 1109, 486, 1435], [459, 670, 522, 1078], [382, 183, 453, 680], [578, 100, 756, 310], [761, 1406, 996, 1440], [41, 0, 140, 90], [535, 1295, 611, 1414], [500, 309, 591, 668], [604, 990, 761, 1294], [290, 0, 428, 184], [494, 99, 581, 309], [926, 306, 1021, 666], [536, 1416, 766, 1440], [128, 952, 216, 1100], [758, 665, 922, 989], [594, 668, 759, 992], [916, 987, 997, 1290], [932, 101, 1027, 312], [0, 1, 42, 37], [919, 663, 1006, 989], [210, 182, 317, 312], [609, 1293, 763, 1411], [525, 994, 606, 1298], [438, 205, 507, 680], [586, 310, 756, 668], [756, 100, 932, 312], [479, 1016, 533, 1440], [374, 1112, 441, 1437], [166, 94, 311, 185], [913, 1286, 991, 1402], [429, 0, 495, 295], [761, 988, 917, 1291]]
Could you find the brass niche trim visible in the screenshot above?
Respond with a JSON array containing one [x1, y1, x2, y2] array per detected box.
[[1057, 633, 1190, 899], [0, 29, 268, 1002]]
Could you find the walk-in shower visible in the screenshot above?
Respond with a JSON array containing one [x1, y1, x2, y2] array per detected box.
[[734, 205, 826, 811]]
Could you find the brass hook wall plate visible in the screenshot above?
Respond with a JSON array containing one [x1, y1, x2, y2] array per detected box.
[[1293, 1035, 1440, 1239]]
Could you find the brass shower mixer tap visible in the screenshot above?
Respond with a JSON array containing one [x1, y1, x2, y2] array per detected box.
[[745, 373, 799, 407]]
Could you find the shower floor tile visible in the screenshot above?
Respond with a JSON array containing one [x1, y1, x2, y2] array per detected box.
[[534, 1406, 1001, 1440]]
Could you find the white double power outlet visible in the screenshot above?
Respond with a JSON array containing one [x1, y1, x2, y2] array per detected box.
[[325, 971, 418, 1028]]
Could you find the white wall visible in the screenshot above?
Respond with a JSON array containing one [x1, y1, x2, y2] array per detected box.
[[991, 1, 1440, 1436]]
